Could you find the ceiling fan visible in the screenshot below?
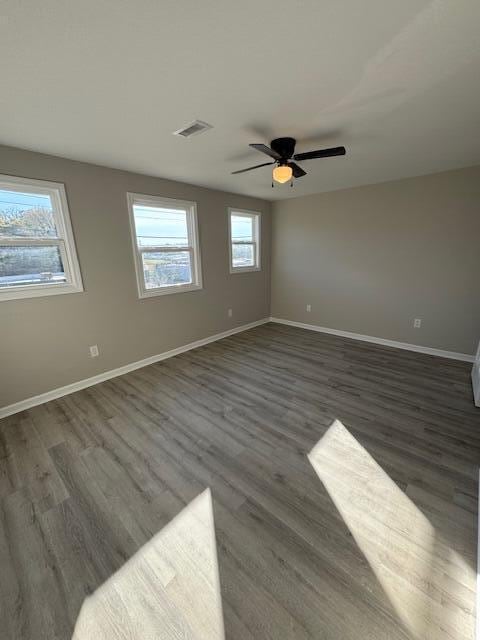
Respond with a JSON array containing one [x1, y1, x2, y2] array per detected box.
[[231, 137, 346, 185]]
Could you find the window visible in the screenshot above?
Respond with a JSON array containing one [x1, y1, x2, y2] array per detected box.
[[127, 193, 202, 298], [228, 208, 261, 273], [0, 174, 83, 301]]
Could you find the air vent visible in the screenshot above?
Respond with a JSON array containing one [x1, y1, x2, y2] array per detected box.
[[173, 120, 213, 138]]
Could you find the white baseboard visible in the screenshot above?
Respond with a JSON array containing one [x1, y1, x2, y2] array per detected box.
[[269, 317, 475, 363], [2, 316, 475, 420], [0, 318, 270, 419]]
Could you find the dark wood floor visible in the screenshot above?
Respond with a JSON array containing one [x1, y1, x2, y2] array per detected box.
[[0, 322, 478, 639]]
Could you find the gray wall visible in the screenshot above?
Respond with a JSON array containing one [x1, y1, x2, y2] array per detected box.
[[2, 146, 479, 409], [0, 145, 271, 408], [271, 166, 480, 355]]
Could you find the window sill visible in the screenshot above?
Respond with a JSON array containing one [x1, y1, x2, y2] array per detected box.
[[230, 266, 261, 274], [0, 282, 84, 302], [139, 283, 203, 299]]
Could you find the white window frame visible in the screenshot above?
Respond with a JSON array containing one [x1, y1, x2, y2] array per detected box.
[[0, 174, 83, 302], [127, 193, 203, 298], [228, 208, 261, 273]]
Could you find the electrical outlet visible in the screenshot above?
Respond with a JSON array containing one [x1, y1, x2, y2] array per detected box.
[[228, 308, 233, 318], [89, 344, 99, 357], [306, 304, 311, 312], [413, 318, 422, 329]]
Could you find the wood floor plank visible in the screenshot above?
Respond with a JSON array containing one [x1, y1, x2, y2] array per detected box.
[[2, 488, 71, 639], [0, 323, 478, 639], [0, 414, 68, 511]]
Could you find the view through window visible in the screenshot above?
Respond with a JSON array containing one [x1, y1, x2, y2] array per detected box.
[[128, 194, 202, 297], [0, 176, 83, 301], [229, 209, 260, 272]]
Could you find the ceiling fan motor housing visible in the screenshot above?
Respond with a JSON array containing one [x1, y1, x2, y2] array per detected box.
[[270, 137, 296, 160]]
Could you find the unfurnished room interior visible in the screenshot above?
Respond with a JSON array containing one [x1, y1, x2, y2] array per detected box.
[[0, 2, 479, 639]]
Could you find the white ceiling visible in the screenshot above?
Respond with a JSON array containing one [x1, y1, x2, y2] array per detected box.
[[1, 0, 479, 201]]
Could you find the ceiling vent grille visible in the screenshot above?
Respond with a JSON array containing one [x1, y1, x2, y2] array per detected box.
[[173, 120, 213, 138]]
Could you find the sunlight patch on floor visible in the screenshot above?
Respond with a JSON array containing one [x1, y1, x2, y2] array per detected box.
[[73, 488, 225, 640], [308, 420, 476, 640]]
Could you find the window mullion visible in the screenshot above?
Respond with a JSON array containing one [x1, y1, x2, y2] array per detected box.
[[138, 245, 191, 253], [0, 237, 61, 247]]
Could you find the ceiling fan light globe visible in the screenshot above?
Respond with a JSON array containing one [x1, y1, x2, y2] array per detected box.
[[273, 165, 293, 184]]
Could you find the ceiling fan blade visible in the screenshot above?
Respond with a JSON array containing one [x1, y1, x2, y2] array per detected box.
[[231, 161, 275, 175], [249, 143, 282, 160], [289, 162, 307, 178], [293, 146, 346, 161]]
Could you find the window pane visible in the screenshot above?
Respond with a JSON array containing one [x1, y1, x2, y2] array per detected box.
[[231, 215, 253, 242], [142, 250, 192, 289], [232, 243, 255, 268], [133, 205, 189, 247], [0, 189, 57, 238], [0, 245, 66, 288]]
